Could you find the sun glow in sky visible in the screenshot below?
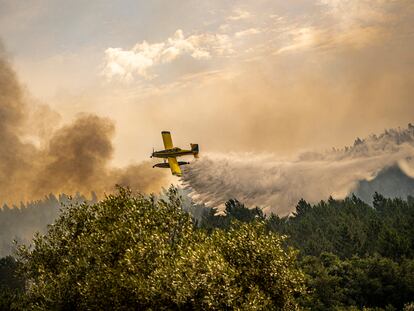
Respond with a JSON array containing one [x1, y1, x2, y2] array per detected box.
[[1, 0, 413, 166]]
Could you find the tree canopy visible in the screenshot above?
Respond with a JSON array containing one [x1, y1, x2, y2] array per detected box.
[[0, 188, 412, 310], [16, 187, 305, 310]]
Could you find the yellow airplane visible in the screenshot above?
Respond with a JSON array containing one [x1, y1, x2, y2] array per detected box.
[[151, 131, 199, 177]]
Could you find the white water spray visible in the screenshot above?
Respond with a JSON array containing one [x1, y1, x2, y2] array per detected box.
[[182, 125, 414, 215]]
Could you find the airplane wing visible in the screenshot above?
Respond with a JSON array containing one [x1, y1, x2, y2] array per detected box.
[[162, 131, 173, 149], [168, 157, 182, 177]]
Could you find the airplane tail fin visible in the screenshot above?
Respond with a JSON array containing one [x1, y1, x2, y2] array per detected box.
[[191, 143, 199, 158]]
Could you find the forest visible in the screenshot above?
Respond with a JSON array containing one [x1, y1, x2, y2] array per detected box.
[[0, 188, 413, 310]]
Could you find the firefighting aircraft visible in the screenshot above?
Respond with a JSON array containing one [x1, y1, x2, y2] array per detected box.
[[151, 131, 199, 177]]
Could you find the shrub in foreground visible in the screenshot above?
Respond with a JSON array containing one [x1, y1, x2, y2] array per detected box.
[[17, 187, 305, 310]]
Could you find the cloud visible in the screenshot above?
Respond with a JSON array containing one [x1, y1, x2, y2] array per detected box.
[[319, 0, 392, 25], [274, 0, 414, 55], [276, 27, 319, 54], [103, 29, 232, 81], [102, 1, 413, 85], [102, 1, 404, 83], [227, 8, 252, 21], [235, 28, 261, 38]]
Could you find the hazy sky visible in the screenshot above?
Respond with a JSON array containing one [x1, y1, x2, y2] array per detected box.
[[1, 0, 413, 166]]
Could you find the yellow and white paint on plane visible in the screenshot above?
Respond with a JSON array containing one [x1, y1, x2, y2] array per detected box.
[[151, 131, 199, 177]]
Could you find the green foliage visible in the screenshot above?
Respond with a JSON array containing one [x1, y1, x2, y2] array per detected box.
[[0, 256, 24, 290], [299, 254, 414, 310], [201, 199, 265, 231], [17, 187, 305, 310], [266, 194, 414, 260], [200, 193, 414, 310], [6, 189, 414, 310]]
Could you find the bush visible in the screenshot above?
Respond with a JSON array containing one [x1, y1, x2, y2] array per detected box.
[[17, 187, 305, 310]]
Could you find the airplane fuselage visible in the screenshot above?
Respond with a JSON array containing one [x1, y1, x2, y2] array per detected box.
[[152, 148, 195, 159], [151, 131, 199, 176]]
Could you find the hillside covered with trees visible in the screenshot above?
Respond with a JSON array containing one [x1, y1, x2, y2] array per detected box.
[[0, 193, 96, 257], [0, 188, 413, 310], [202, 194, 414, 310]]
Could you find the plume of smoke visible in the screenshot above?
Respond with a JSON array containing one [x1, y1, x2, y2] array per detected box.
[[0, 46, 39, 201], [33, 115, 115, 197], [0, 44, 169, 205], [182, 125, 414, 216]]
